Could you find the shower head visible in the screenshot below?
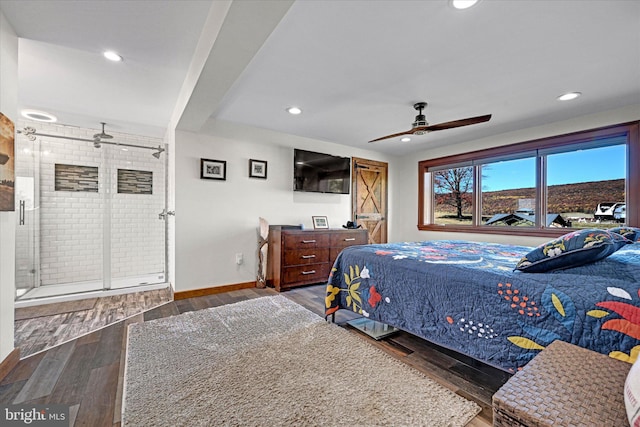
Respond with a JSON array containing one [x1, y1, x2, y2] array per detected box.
[[152, 145, 165, 159], [93, 122, 113, 141]]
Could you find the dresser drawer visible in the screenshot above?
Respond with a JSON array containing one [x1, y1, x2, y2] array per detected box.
[[283, 248, 329, 266], [283, 264, 330, 284], [330, 232, 368, 249], [283, 233, 330, 249]]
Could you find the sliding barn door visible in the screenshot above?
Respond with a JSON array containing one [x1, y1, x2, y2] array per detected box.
[[352, 157, 388, 244]]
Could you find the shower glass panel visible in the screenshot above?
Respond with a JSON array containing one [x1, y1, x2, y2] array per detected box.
[[108, 143, 166, 288], [14, 140, 38, 298], [15, 132, 105, 299], [14, 122, 167, 301]]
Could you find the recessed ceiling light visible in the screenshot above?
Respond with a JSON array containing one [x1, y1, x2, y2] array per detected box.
[[451, 0, 479, 10], [287, 107, 302, 115], [557, 92, 582, 101], [21, 109, 57, 122], [400, 137, 411, 142], [103, 50, 123, 62]]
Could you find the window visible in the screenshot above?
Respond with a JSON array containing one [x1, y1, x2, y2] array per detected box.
[[418, 122, 639, 237], [433, 166, 473, 226], [481, 157, 536, 227], [546, 143, 626, 230]]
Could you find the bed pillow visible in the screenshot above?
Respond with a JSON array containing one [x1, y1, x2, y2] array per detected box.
[[610, 226, 640, 242], [625, 358, 640, 427], [514, 228, 632, 273]]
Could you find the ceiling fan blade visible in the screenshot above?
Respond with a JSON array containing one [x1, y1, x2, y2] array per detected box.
[[368, 129, 416, 143], [424, 114, 492, 132]]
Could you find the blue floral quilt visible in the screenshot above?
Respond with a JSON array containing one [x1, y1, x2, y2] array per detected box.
[[325, 240, 640, 372]]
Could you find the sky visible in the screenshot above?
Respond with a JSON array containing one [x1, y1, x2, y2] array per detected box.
[[482, 143, 626, 192]]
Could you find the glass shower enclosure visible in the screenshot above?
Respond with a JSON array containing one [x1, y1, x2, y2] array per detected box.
[[14, 122, 168, 301]]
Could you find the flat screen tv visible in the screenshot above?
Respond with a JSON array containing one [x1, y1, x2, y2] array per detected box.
[[294, 149, 351, 194]]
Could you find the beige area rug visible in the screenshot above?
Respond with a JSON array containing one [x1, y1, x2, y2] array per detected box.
[[123, 295, 480, 426]]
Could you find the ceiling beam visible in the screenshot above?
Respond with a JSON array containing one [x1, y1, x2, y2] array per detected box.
[[176, 0, 294, 133]]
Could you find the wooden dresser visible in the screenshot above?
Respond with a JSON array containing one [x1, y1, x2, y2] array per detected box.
[[267, 226, 368, 292]]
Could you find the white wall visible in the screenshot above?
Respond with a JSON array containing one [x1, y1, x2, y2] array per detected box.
[[391, 104, 640, 247], [175, 120, 395, 291], [175, 106, 640, 293], [0, 7, 18, 362]]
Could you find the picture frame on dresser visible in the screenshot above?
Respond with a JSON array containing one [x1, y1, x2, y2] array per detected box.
[[201, 158, 226, 180], [312, 216, 329, 229]]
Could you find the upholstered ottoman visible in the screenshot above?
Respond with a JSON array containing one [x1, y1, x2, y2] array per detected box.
[[492, 340, 630, 427]]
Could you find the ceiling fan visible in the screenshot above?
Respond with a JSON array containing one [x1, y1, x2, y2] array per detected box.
[[369, 102, 491, 143]]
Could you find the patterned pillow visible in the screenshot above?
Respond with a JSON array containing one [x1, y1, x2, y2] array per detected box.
[[515, 228, 632, 273], [610, 226, 640, 242]]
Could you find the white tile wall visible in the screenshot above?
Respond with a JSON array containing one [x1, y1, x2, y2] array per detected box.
[[14, 120, 166, 290], [110, 144, 165, 279]]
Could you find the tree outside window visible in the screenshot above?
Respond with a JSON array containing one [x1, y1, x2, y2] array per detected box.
[[433, 167, 473, 224]]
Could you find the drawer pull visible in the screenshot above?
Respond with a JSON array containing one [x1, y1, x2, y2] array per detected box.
[[301, 270, 316, 275], [344, 238, 356, 241], [302, 239, 317, 244], [301, 255, 316, 259]]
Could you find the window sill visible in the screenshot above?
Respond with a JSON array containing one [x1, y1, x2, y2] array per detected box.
[[417, 224, 580, 238]]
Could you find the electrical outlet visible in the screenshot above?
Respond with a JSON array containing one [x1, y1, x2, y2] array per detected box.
[[236, 253, 243, 265]]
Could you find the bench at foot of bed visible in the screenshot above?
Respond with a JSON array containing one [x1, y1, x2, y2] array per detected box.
[[492, 340, 629, 426]]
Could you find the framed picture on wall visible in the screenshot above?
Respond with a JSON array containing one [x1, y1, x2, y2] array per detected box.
[[312, 216, 329, 229], [201, 158, 226, 180], [249, 159, 267, 179], [0, 112, 15, 211]]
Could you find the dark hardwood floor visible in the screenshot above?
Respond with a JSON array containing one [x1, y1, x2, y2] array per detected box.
[[1, 284, 510, 426], [14, 287, 172, 358]]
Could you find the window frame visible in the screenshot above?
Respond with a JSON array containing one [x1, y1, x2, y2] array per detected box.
[[418, 121, 640, 237]]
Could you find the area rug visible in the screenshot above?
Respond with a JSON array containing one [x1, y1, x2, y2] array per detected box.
[[123, 295, 480, 426]]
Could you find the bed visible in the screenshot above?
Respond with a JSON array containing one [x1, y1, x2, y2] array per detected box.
[[325, 239, 640, 372]]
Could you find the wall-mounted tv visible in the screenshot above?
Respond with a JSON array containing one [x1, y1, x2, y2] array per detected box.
[[294, 149, 351, 194]]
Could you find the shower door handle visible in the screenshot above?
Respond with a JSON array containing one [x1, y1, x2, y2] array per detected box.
[[158, 209, 175, 220], [19, 200, 25, 225]]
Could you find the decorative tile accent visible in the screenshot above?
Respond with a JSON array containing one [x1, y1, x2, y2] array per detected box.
[[118, 169, 153, 194], [54, 164, 98, 192]]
